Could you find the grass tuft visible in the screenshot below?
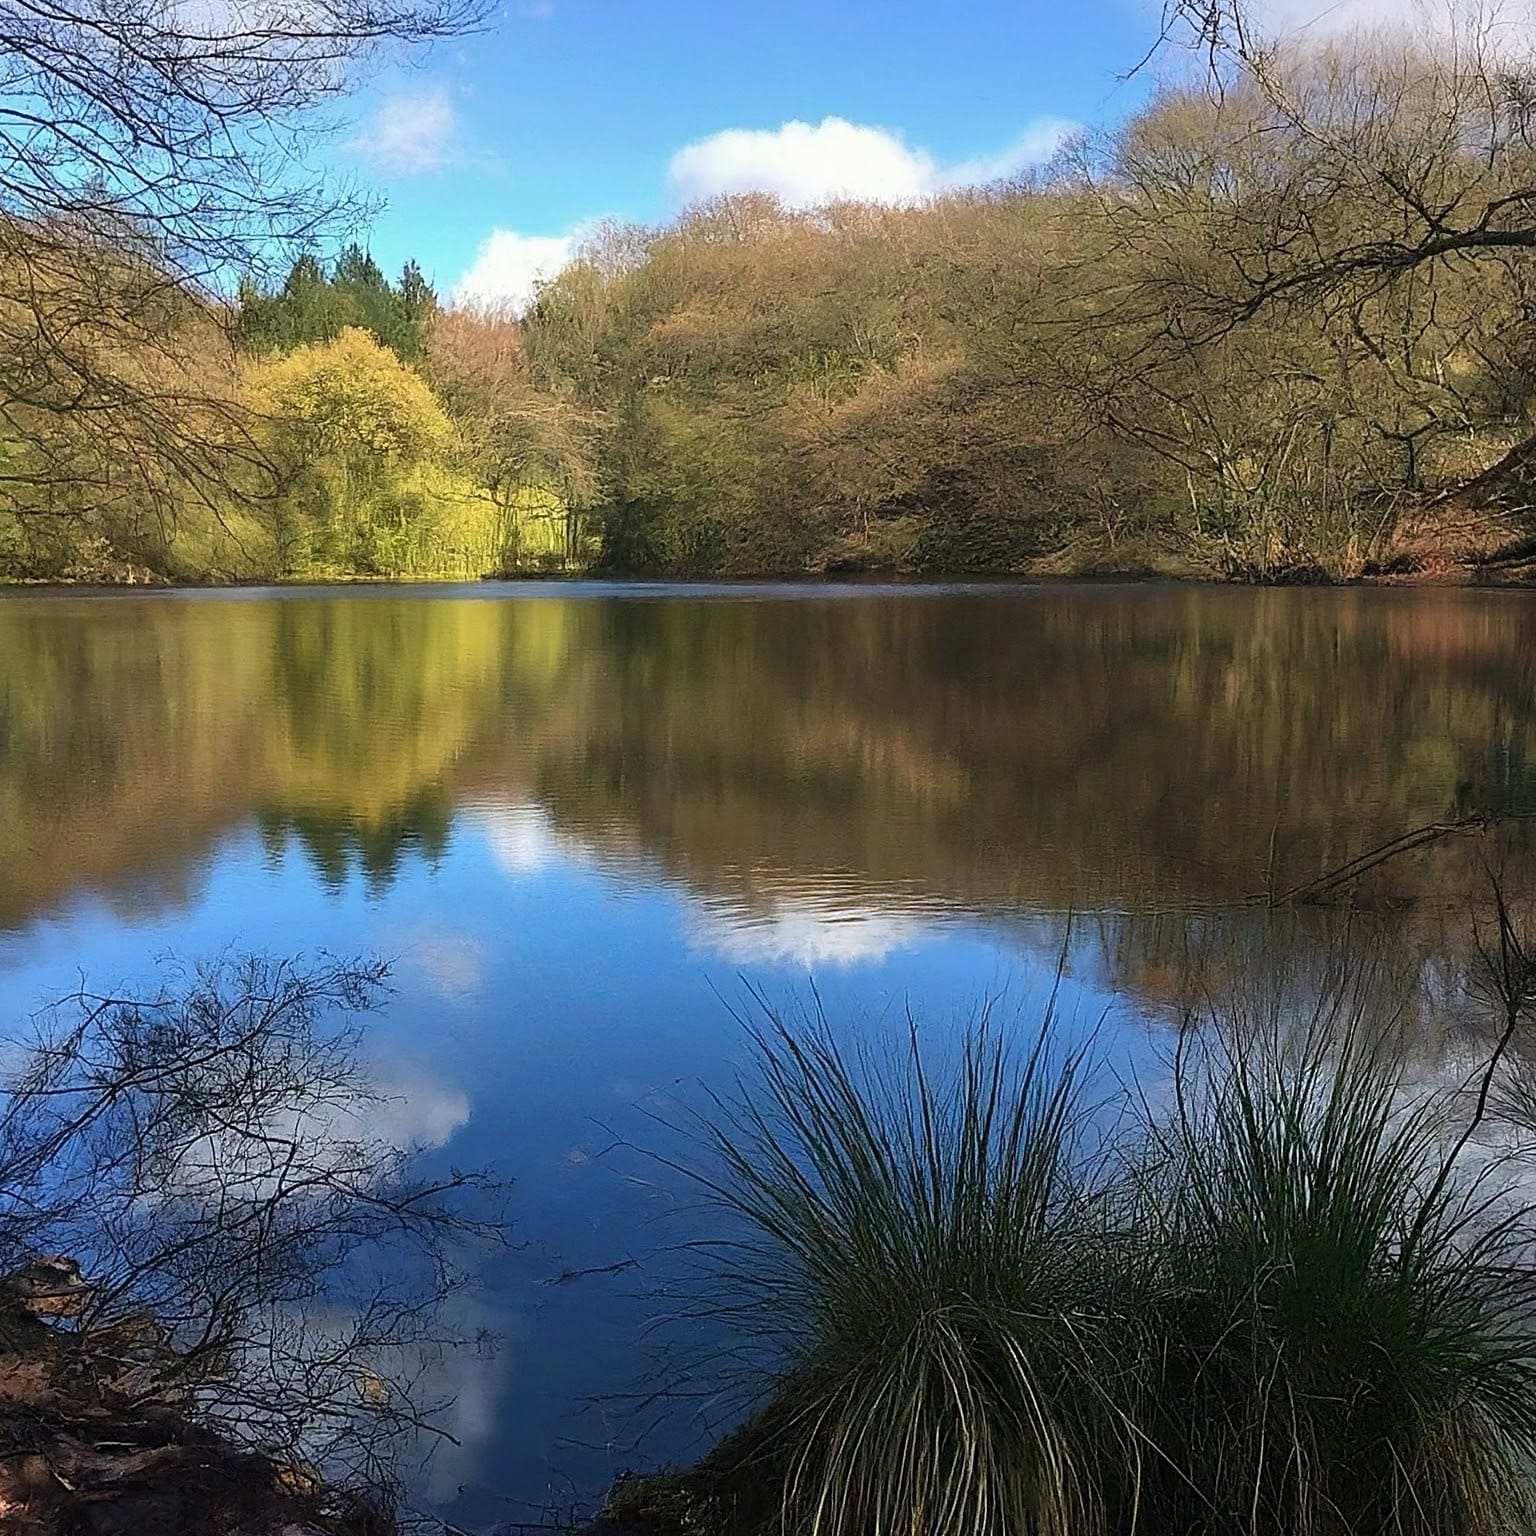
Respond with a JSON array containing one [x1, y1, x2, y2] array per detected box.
[[690, 998, 1536, 1536], [1132, 1027, 1536, 1536], [691, 995, 1135, 1536]]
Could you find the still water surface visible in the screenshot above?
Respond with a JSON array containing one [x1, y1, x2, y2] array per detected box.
[[2, 581, 1535, 1527]]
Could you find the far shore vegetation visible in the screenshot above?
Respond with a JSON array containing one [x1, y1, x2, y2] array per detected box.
[[12, 6, 1536, 584]]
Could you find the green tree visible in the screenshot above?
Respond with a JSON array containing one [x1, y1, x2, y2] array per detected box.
[[239, 249, 439, 362]]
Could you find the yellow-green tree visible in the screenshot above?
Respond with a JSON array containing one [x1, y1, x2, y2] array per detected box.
[[246, 327, 455, 574]]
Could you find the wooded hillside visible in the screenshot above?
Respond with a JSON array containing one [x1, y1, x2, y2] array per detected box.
[[9, 18, 1536, 583]]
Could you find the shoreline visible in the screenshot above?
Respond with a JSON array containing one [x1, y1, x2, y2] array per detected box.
[[0, 1261, 395, 1536], [3, 562, 1536, 595]]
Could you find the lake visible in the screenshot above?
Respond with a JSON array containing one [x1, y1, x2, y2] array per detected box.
[[2, 580, 1534, 1529]]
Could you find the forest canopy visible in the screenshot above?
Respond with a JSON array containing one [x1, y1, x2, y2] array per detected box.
[[8, 9, 1536, 583]]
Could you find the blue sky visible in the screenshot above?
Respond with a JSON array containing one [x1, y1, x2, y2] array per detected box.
[[334, 0, 1165, 308]]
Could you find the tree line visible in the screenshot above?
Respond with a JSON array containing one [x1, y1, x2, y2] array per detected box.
[[8, 11, 1536, 581]]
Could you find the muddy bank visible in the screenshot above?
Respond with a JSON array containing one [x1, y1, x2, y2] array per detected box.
[[0, 1259, 393, 1536]]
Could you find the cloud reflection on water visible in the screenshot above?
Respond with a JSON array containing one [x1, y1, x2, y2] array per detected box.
[[688, 893, 929, 968]]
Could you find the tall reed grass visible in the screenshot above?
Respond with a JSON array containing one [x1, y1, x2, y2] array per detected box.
[[689, 1002, 1536, 1536], [1132, 1029, 1536, 1536]]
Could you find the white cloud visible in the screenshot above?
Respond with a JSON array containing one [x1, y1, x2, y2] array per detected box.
[[669, 118, 937, 206], [1240, 0, 1536, 40], [945, 120, 1083, 187], [364, 1060, 473, 1153], [252, 1284, 517, 1508], [1239, 0, 1410, 32], [168, 0, 319, 35], [157, 1057, 470, 1204], [396, 923, 489, 1001], [346, 81, 459, 176], [666, 115, 1077, 209], [453, 229, 579, 313]]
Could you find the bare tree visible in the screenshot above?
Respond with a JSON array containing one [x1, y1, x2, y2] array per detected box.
[[1142, 7, 1536, 312], [0, 0, 486, 275], [427, 305, 605, 570], [1054, 14, 1536, 565]]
